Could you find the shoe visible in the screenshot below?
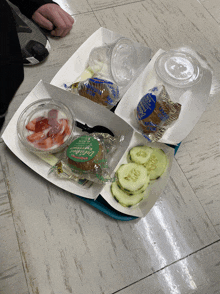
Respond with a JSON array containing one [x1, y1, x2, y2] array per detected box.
[[9, 3, 51, 65]]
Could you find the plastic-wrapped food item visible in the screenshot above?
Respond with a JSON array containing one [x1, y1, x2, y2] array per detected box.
[[50, 133, 123, 184], [136, 85, 181, 142], [69, 78, 120, 109]]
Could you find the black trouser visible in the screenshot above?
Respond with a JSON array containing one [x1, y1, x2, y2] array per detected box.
[[0, 0, 24, 116]]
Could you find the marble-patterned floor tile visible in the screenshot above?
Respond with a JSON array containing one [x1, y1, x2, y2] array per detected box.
[[175, 94, 220, 236], [0, 141, 218, 293], [87, 0, 143, 11], [115, 240, 220, 294], [199, 0, 220, 24], [54, 0, 92, 15], [94, 0, 220, 81], [0, 145, 29, 294]]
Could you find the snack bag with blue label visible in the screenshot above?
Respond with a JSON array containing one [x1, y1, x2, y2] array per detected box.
[[136, 85, 182, 142], [69, 77, 120, 110]]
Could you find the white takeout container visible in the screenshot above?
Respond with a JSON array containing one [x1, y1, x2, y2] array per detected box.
[[101, 132, 174, 217], [50, 27, 152, 98], [115, 49, 212, 145], [2, 81, 134, 200]]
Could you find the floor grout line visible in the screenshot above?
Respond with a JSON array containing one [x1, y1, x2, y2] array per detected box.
[[111, 238, 220, 294], [66, 1, 145, 17], [175, 150, 220, 238], [197, 1, 220, 26], [90, 0, 144, 13]]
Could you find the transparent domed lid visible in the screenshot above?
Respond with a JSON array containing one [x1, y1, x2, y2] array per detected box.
[[155, 50, 203, 88]]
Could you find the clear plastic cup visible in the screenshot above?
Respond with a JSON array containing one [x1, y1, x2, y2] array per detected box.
[[154, 50, 203, 88], [88, 37, 138, 86], [17, 99, 75, 154]]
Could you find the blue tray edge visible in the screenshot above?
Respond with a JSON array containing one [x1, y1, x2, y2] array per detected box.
[[77, 195, 137, 221]]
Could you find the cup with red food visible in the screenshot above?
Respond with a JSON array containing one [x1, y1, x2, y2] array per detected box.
[[17, 99, 75, 153]]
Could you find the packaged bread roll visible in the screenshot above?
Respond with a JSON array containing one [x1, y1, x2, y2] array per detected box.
[[70, 78, 120, 109], [67, 135, 105, 172], [50, 133, 123, 184], [136, 85, 181, 142]]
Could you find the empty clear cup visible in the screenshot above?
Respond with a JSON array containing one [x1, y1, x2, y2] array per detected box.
[[88, 37, 138, 86], [154, 50, 203, 88]]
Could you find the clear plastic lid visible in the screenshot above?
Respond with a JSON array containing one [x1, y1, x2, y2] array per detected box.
[[17, 99, 75, 154], [155, 50, 203, 88]]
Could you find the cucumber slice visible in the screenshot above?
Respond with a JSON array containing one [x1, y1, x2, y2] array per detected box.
[[117, 163, 149, 192], [129, 146, 153, 164], [143, 148, 168, 180], [111, 182, 144, 207], [118, 178, 149, 195]]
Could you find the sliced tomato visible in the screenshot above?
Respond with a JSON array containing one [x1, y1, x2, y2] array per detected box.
[[27, 132, 46, 143], [26, 116, 47, 132], [47, 124, 62, 138], [26, 118, 37, 131], [35, 118, 50, 132], [34, 137, 54, 150], [52, 132, 66, 146]]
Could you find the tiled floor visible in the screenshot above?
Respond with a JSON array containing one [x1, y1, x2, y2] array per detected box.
[[1, 0, 220, 293]]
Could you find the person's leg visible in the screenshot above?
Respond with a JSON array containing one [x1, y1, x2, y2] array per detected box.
[[0, 0, 24, 131]]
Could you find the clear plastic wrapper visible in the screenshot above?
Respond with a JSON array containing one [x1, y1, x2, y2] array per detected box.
[[49, 133, 124, 184], [67, 78, 120, 110], [136, 85, 182, 142]]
